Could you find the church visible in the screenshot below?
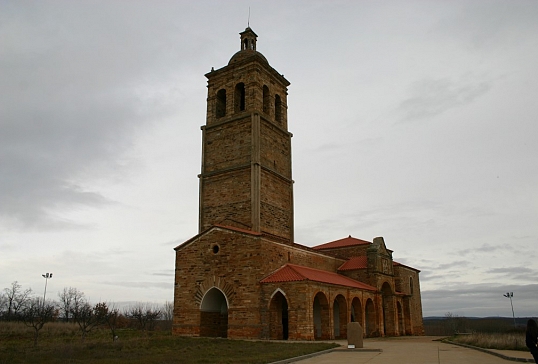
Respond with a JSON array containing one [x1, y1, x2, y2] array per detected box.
[[173, 27, 424, 340]]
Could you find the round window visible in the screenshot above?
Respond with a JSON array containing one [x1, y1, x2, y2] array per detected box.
[[212, 245, 220, 254]]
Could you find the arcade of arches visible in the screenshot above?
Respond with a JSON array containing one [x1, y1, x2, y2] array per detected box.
[[192, 277, 416, 340]]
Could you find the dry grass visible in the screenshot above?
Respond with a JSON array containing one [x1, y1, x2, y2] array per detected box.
[[0, 322, 338, 364], [451, 332, 527, 351]]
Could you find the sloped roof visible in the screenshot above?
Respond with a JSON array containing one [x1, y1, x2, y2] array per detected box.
[[312, 235, 371, 250], [174, 224, 261, 251], [393, 261, 421, 273], [338, 256, 368, 271], [260, 263, 377, 291]]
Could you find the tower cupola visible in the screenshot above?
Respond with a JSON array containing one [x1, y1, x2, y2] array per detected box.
[[240, 27, 257, 51]]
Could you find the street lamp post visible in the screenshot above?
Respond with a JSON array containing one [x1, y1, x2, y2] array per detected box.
[[42, 273, 53, 308], [503, 292, 516, 328]]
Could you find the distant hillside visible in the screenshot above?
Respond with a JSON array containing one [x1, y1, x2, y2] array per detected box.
[[423, 316, 530, 336]]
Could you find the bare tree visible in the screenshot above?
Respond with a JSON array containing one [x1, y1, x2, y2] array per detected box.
[[71, 300, 107, 341], [103, 303, 122, 341], [20, 298, 56, 346], [0, 292, 7, 319], [126, 302, 162, 331], [3, 281, 32, 320], [58, 287, 84, 322], [444, 312, 468, 334], [162, 301, 174, 322]]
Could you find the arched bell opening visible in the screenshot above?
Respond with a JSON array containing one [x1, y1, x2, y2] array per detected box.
[[216, 89, 226, 118], [234, 83, 245, 112], [263, 85, 270, 115]]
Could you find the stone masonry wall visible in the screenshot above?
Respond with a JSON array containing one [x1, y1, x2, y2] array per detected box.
[[203, 117, 252, 174], [259, 118, 291, 178], [260, 169, 292, 239], [200, 169, 251, 231], [174, 228, 266, 338]]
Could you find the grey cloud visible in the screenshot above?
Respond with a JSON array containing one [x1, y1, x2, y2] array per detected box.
[[0, 3, 200, 230], [422, 283, 538, 317], [452, 242, 507, 258], [397, 77, 491, 122], [487, 267, 535, 275], [102, 281, 172, 290], [434, 2, 538, 51], [479, 243, 503, 253], [150, 270, 174, 277], [161, 238, 189, 248]]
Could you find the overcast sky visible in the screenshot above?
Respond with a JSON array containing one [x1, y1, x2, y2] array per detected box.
[[1, 1, 537, 318]]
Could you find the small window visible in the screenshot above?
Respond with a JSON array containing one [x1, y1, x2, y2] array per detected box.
[[235, 83, 245, 112], [212, 244, 220, 254], [216, 89, 226, 118], [409, 277, 414, 295], [275, 94, 282, 122]]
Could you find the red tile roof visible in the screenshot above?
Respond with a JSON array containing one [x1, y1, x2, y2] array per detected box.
[[338, 256, 368, 271], [260, 263, 377, 291], [312, 235, 371, 250]]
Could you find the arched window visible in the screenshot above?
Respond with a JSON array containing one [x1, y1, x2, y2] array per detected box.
[[216, 89, 226, 118], [263, 85, 270, 115], [243, 39, 249, 50], [235, 83, 245, 112], [275, 94, 282, 122]]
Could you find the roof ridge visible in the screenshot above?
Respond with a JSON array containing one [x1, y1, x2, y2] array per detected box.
[[313, 236, 371, 250], [285, 263, 307, 280]]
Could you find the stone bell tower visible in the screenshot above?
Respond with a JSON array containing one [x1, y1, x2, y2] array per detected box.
[[198, 27, 294, 243]]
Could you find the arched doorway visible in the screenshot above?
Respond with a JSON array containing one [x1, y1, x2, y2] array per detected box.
[[200, 287, 228, 337], [333, 295, 347, 339], [365, 298, 377, 337], [397, 301, 404, 335], [269, 290, 289, 340], [381, 282, 395, 336], [313, 292, 330, 340]]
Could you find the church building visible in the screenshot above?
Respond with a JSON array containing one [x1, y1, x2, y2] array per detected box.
[[173, 27, 424, 340]]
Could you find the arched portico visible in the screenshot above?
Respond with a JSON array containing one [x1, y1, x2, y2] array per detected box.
[[397, 301, 404, 335], [313, 292, 330, 340], [404, 298, 412, 335], [268, 290, 289, 340], [333, 294, 347, 339], [200, 287, 228, 337], [350, 297, 362, 325], [365, 298, 378, 337], [381, 282, 396, 336]]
